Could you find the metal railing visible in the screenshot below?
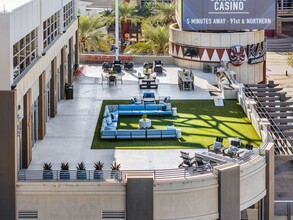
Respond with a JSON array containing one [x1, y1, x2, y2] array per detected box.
[[18, 148, 264, 183], [18, 165, 216, 183], [243, 85, 293, 156], [275, 200, 293, 219]]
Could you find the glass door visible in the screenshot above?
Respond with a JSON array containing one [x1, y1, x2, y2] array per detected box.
[[31, 100, 38, 147], [17, 118, 22, 171], [46, 82, 50, 121], [57, 67, 61, 101]]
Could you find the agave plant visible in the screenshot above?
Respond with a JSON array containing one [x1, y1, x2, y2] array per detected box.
[[111, 161, 121, 171], [94, 161, 104, 171], [43, 162, 52, 170], [76, 162, 86, 170], [60, 162, 69, 170]]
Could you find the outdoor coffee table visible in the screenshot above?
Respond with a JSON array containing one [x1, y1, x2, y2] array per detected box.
[[143, 98, 155, 103], [139, 118, 151, 129]]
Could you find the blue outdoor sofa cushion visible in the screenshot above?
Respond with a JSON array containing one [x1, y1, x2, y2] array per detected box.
[[147, 129, 162, 138], [101, 130, 116, 139], [116, 130, 132, 139], [131, 130, 146, 139], [161, 129, 177, 138]]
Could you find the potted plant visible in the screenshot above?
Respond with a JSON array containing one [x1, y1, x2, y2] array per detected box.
[[76, 162, 87, 180], [94, 161, 104, 182], [142, 114, 147, 121], [183, 69, 188, 76], [110, 161, 121, 181], [43, 162, 53, 180], [145, 65, 149, 73], [109, 68, 115, 76], [60, 162, 70, 180]]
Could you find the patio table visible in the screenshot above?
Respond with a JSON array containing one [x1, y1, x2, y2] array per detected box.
[[178, 70, 194, 90]]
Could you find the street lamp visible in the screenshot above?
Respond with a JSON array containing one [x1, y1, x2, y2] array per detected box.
[[115, 0, 119, 61]]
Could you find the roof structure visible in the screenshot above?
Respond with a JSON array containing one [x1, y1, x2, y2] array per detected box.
[[244, 81, 293, 158], [0, 0, 31, 13]]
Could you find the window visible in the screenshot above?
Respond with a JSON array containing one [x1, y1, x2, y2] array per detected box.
[[13, 28, 38, 79], [63, 0, 75, 29], [43, 11, 60, 50]]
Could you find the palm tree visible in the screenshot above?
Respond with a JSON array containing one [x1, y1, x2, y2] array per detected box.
[[152, 2, 175, 25], [103, 1, 142, 52], [79, 15, 113, 53], [124, 24, 169, 55]]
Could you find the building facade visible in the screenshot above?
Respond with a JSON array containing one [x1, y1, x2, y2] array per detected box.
[[0, 0, 79, 218]]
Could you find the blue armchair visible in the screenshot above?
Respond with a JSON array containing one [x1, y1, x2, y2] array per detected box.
[[143, 92, 155, 99]]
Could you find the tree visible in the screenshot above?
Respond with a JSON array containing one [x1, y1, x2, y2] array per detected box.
[[79, 15, 113, 53], [151, 2, 175, 25], [103, 1, 141, 52], [124, 24, 169, 55]]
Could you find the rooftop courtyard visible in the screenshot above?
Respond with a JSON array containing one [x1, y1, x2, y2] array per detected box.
[[30, 64, 261, 170]]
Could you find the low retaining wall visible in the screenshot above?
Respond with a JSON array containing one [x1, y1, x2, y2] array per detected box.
[[79, 54, 174, 65]]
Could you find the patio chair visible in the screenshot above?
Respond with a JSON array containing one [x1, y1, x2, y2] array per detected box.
[[178, 151, 196, 168], [223, 142, 244, 158], [130, 96, 142, 104], [190, 71, 195, 90], [158, 96, 171, 104], [101, 73, 108, 85], [109, 75, 117, 85], [143, 92, 155, 99], [116, 73, 123, 84], [153, 60, 163, 74], [113, 60, 122, 73], [193, 156, 212, 173], [124, 62, 134, 71], [207, 137, 224, 154], [102, 62, 112, 72], [245, 144, 253, 150]]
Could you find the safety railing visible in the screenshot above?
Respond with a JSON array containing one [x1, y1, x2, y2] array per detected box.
[[18, 148, 264, 183], [275, 200, 293, 219], [18, 165, 216, 183], [242, 85, 293, 156]]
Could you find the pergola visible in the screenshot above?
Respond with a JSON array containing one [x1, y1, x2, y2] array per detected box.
[[244, 81, 293, 159]]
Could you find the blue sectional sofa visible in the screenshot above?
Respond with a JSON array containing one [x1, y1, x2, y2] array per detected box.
[[113, 129, 177, 139], [100, 103, 176, 139], [118, 104, 172, 116]]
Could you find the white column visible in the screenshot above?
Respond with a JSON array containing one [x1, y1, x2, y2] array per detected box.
[[115, 0, 119, 61]]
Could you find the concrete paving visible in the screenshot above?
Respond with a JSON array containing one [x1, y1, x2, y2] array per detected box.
[[30, 65, 217, 170], [30, 54, 292, 171]]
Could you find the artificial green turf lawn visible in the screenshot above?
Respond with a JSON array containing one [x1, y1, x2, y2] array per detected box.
[[91, 100, 262, 149]]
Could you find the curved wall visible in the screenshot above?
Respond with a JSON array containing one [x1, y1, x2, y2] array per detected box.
[[170, 24, 265, 84], [16, 155, 266, 220]]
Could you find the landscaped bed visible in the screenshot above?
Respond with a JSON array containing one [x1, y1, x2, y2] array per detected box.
[[91, 100, 262, 149]]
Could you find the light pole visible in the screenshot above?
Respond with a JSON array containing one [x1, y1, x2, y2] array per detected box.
[[115, 0, 119, 61]]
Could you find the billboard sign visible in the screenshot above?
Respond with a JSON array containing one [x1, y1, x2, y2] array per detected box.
[[182, 0, 275, 30]]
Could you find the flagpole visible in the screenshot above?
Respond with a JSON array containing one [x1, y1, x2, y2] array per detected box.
[[115, 0, 119, 61]]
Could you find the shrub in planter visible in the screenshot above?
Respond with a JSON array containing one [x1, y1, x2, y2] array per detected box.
[[94, 161, 104, 182], [76, 162, 87, 180], [43, 162, 53, 180], [110, 161, 121, 181], [60, 162, 70, 180]]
